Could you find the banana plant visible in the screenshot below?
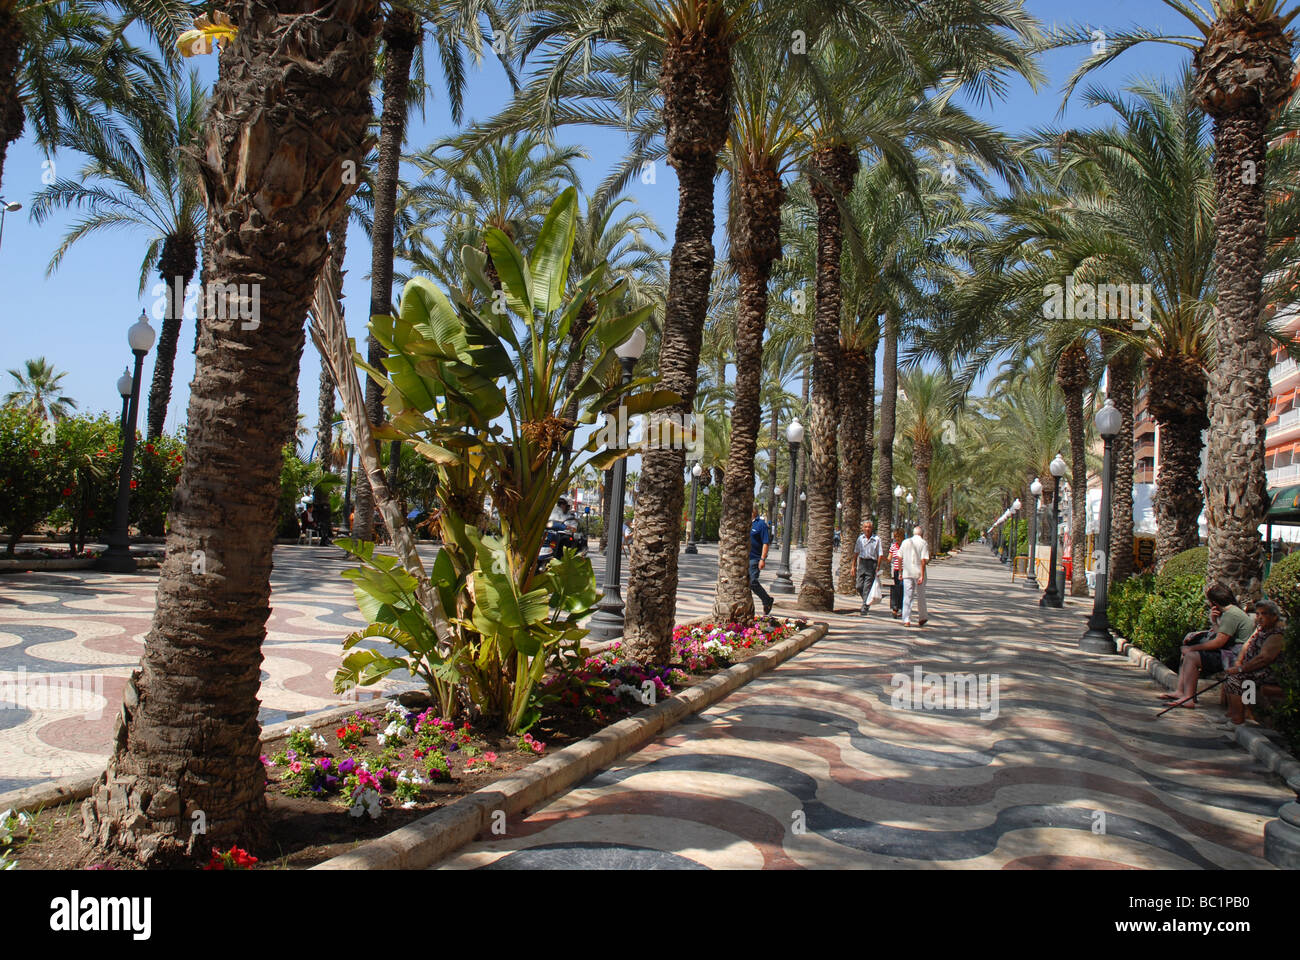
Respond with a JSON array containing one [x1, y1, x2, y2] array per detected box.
[[356, 187, 676, 731]]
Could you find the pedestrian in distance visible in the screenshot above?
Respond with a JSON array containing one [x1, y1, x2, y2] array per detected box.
[[850, 519, 882, 616], [889, 527, 905, 618], [750, 505, 774, 616], [900, 525, 930, 627]]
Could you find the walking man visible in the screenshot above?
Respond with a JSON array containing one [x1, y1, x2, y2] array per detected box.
[[900, 524, 930, 627], [849, 519, 882, 616], [750, 505, 774, 616]]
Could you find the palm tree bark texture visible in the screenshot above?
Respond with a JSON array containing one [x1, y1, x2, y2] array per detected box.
[[836, 345, 872, 594], [80, 0, 379, 867], [1057, 339, 1091, 596], [623, 21, 731, 664], [0, 3, 21, 192], [798, 142, 858, 610], [356, 8, 419, 543], [145, 235, 201, 441], [1195, 14, 1293, 600], [1103, 335, 1135, 584], [713, 159, 783, 622], [1148, 354, 1208, 568]]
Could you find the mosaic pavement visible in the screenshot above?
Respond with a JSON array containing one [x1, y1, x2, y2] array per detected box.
[[435, 549, 1293, 870]]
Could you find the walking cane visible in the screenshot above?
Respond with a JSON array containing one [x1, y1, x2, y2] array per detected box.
[[1152, 674, 1233, 719]]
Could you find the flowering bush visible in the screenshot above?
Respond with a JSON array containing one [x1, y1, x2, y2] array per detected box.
[[0, 808, 31, 871], [670, 619, 797, 670], [204, 846, 258, 870], [335, 712, 373, 750], [517, 732, 546, 755]]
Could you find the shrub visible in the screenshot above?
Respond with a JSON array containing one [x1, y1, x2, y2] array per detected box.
[[1263, 552, 1300, 756], [0, 406, 65, 554], [1131, 573, 1206, 669], [1263, 550, 1300, 622], [1155, 545, 1207, 591], [1108, 572, 1155, 641], [940, 534, 955, 553]]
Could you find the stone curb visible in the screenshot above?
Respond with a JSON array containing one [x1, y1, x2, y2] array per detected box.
[[312, 620, 829, 871], [0, 698, 393, 817], [1115, 636, 1300, 868]]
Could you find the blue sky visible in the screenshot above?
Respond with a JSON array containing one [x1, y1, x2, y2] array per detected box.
[[0, 0, 1191, 446]]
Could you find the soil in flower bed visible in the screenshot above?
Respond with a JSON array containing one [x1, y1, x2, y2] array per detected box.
[[6, 616, 805, 869]]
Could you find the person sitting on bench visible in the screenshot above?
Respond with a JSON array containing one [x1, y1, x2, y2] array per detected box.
[[1225, 599, 1286, 725], [1160, 582, 1253, 708]]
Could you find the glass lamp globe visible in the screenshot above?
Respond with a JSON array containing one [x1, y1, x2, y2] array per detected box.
[[117, 368, 133, 398], [691, 463, 702, 477], [1050, 454, 1067, 478], [786, 418, 804, 444], [1095, 398, 1121, 438], [1030, 477, 1043, 497], [906, 493, 914, 504], [128, 311, 157, 353], [894, 484, 904, 498], [614, 326, 646, 360], [1012, 498, 1021, 511]]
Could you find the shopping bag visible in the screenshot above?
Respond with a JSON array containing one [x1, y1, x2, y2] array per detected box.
[[866, 575, 882, 606]]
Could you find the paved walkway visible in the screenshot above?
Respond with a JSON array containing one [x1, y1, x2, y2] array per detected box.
[[437, 549, 1292, 869]]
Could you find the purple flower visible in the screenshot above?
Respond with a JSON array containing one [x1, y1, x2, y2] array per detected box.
[[337, 757, 356, 774], [285, 748, 298, 763], [446, 742, 458, 753], [316, 757, 332, 770]]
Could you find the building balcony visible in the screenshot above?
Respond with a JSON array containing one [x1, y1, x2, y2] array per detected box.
[[1267, 465, 1300, 488], [1272, 357, 1300, 386]]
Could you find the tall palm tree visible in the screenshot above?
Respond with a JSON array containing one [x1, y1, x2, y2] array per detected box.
[[31, 69, 206, 440], [4, 357, 76, 420], [81, 0, 379, 867], [896, 368, 957, 549], [711, 40, 801, 622], [1059, 1, 1299, 598]]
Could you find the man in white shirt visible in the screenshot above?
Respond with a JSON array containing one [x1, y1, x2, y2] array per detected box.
[[899, 525, 930, 627], [849, 520, 882, 616]]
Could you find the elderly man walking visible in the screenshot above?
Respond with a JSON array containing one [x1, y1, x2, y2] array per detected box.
[[900, 524, 930, 627], [849, 519, 882, 616]]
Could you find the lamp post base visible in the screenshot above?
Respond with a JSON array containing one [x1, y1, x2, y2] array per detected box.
[[96, 546, 137, 573], [586, 596, 625, 642], [684, 542, 697, 555], [771, 573, 796, 595], [1078, 628, 1116, 654], [1039, 587, 1063, 608]]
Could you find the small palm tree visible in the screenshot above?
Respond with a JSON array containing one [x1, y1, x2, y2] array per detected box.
[[31, 69, 206, 440], [4, 357, 76, 420]]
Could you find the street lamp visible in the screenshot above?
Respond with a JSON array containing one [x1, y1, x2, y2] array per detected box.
[[0, 199, 20, 252], [587, 327, 645, 640], [893, 484, 904, 532], [1041, 454, 1068, 607], [1027, 477, 1043, 589], [1010, 498, 1022, 575], [99, 312, 156, 572], [905, 492, 914, 530], [116, 367, 134, 441], [773, 418, 803, 594], [685, 462, 702, 554], [1080, 398, 1121, 653]]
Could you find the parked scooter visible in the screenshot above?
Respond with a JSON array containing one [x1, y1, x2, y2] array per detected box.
[[536, 517, 589, 572]]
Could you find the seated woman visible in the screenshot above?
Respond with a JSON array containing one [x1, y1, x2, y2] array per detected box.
[[1160, 583, 1253, 707], [1224, 599, 1287, 725]]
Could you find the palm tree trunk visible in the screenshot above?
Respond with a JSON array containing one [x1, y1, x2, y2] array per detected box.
[[1148, 355, 1208, 569], [861, 329, 876, 523], [622, 23, 731, 664], [1103, 335, 1136, 584], [874, 311, 898, 533], [713, 163, 782, 622], [145, 236, 200, 440], [357, 8, 419, 543], [915, 439, 933, 550], [835, 347, 869, 593], [80, 0, 378, 867], [798, 144, 857, 610], [1057, 340, 1091, 597], [767, 403, 778, 521], [0, 7, 21, 194]]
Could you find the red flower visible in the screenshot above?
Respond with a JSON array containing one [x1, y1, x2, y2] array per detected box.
[[61, 487, 72, 497], [129, 480, 138, 490], [145, 443, 155, 454]]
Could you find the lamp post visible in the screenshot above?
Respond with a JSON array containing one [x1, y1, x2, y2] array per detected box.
[[343, 443, 355, 532], [905, 492, 914, 530], [1027, 478, 1042, 589], [1041, 455, 1067, 607], [587, 327, 645, 640], [116, 367, 133, 441], [1080, 399, 1121, 653], [893, 484, 903, 533], [98, 312, 155, 572], [0, 199, 19, 253], [773, 418, 803, 594], [1010, 498, 1022, 576], [685, 462, 702, 554]]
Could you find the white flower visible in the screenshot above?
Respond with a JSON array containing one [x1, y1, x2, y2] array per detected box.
[[615, 683, 641, 700], [376, 734, 387, 746], [401, 801, 417, 810], [311, 733, 328, 751], [349, 787, 383, 820]]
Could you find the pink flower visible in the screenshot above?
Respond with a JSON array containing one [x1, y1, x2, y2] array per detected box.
[[289, 761, 302, 773]]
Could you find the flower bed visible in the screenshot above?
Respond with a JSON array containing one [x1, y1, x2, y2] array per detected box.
[[8, 616, 805, 869]]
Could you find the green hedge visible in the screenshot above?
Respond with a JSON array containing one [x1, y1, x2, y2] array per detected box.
[[1110, 571, 1205, 670], [1263, 556, 1300, 757], [1108, 572, 1155, 641], [1155, 545, 1207, 591]]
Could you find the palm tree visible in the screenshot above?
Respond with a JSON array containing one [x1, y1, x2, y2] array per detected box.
[[896, 368, 957, 549], [1059, 1, 1299, 598], [0, 0, 180, 192], [81, 0, 380, 867], [711, 40, 801, 623], [4, 357, 76, 420], [31, 69, 206, 440]]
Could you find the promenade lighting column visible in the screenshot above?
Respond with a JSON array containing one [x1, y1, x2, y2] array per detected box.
[[685, 462, 702, 554], [99, 312, 155, 572], [906, 492, 914, 529], [117, 368, 133, 441], [1027, 478, 1043, 589], [587, 327, 645, 641], [773, 418, 803, 594], [1080, 399, 1121, 653], [1010, 498, 1022, 576], [1041, 455, 1067, 607]]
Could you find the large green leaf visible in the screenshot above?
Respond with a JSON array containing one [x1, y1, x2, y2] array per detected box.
[[400, 277, 468, 351], [484, 228, 533, 317], [530, 187, 578, 314]]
